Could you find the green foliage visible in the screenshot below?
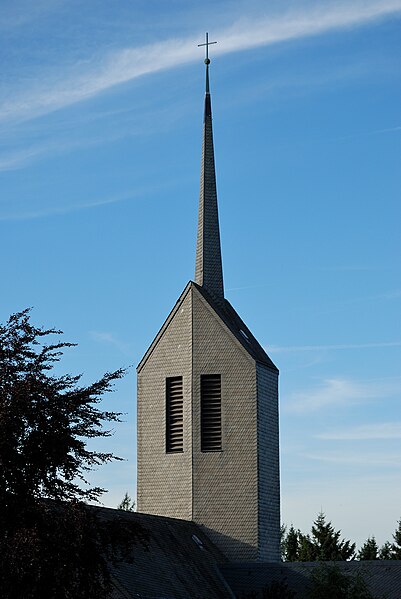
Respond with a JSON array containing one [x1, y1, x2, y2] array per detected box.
[[0, 309, 143, 599], [117, 491, 136, 511], [282, 514, 401, 563], [358, 537, 379, 560], [391, 519, 401, 559], [310, 512, 356, 561], [282, 525, 300, 562], [308, 563, 375, 599], [0, 309, 125, 503], [282, 513, 355, 562], [375, 520, 401, 559], [280, 524, 287, 560], [378, 541, 393, 560], [358, 518, 401, 560], [297, 532, 315, 561]]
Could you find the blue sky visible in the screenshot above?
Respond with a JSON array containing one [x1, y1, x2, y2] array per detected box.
[[1, 0, 400, 549]]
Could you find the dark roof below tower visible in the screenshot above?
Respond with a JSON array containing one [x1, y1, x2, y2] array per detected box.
[[220, 561, 401, 599], [94, 507, 233, 599], [97, 508, 401, 598]]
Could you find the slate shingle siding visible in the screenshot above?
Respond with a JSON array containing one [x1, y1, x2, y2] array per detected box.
[[257, 364, 280, 562], [195, 88, 224, 301], [137, 284, 280, 562], [192, 288, 258, 561], [137, 288, 193, 520]]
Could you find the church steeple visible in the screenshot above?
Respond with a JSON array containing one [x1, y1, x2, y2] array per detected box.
[[195, 34, 224, 301], [137, 37, 280, 563]]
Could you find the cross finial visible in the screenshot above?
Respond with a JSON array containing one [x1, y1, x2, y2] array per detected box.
[[198, 32, 217, 64], [198, 32, 217, 94]]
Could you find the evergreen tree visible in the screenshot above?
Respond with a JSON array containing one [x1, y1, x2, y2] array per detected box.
[[117, 492, 136, 511], [282, 525, 300, 561], [358, 537, 379, 560], [309, 512, 356, 561], [379, 541, 393, 560], [391, 519, 401, 559], [281, 514, 356, 562], [298, 532, 317, 561], [280, 524, 287, 561], [309, 563, 375, 599]]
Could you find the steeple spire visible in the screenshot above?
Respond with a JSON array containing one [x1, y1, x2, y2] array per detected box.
[[195, 33, 224, 301]]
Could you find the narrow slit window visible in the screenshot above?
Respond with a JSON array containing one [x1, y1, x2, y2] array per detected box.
[[201, 374, 222, 451], [166, 376, 184, 453]]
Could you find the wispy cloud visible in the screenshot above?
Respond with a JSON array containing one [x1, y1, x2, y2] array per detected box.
[[0, 192, 135, 222], [0, 0, 61, 30], [0, 146, 46, 171], [227, 284, 269, 292], [269, 340, 401, 353], [330, 124, 401, 142], [318, 421, 401, 440], [284, 377, 401, 413], [90, 331, 132, 357], [304, 450, 401, 467], [1, 0, 400, 123], [374, 125, 401, 133]]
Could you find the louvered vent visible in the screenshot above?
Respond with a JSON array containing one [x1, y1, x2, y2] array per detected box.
[[201, 374, 222, 451], [166, 376, 184, 453]]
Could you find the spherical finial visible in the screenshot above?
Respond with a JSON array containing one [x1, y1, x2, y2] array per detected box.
[[204, 58, 210, 65]]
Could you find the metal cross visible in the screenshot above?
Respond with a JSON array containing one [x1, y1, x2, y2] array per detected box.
[[198, 32, 217, 63]]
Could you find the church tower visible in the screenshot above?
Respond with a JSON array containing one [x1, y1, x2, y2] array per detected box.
[[137, 39, 280, 562]]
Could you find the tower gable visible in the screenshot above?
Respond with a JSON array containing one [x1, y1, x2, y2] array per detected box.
[[194, 283, 278, 371], [137, 285, 193, 520], [137, 282, 192, 375]]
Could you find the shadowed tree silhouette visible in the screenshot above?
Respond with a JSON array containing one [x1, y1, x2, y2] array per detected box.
[[0, 309, 145, 599], [358, 536, 379, 560]]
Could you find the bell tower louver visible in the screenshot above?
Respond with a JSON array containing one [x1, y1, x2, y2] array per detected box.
[[137, 36, 280, 562]]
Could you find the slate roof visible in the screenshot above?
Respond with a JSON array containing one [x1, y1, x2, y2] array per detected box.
[[220, 561, 401, 599], [93, 507, 234, 599], [137, 281, 277, 373], [194, 282, 278, 372], [95, 508, 401, 598], [194, 55, 225, 301]]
